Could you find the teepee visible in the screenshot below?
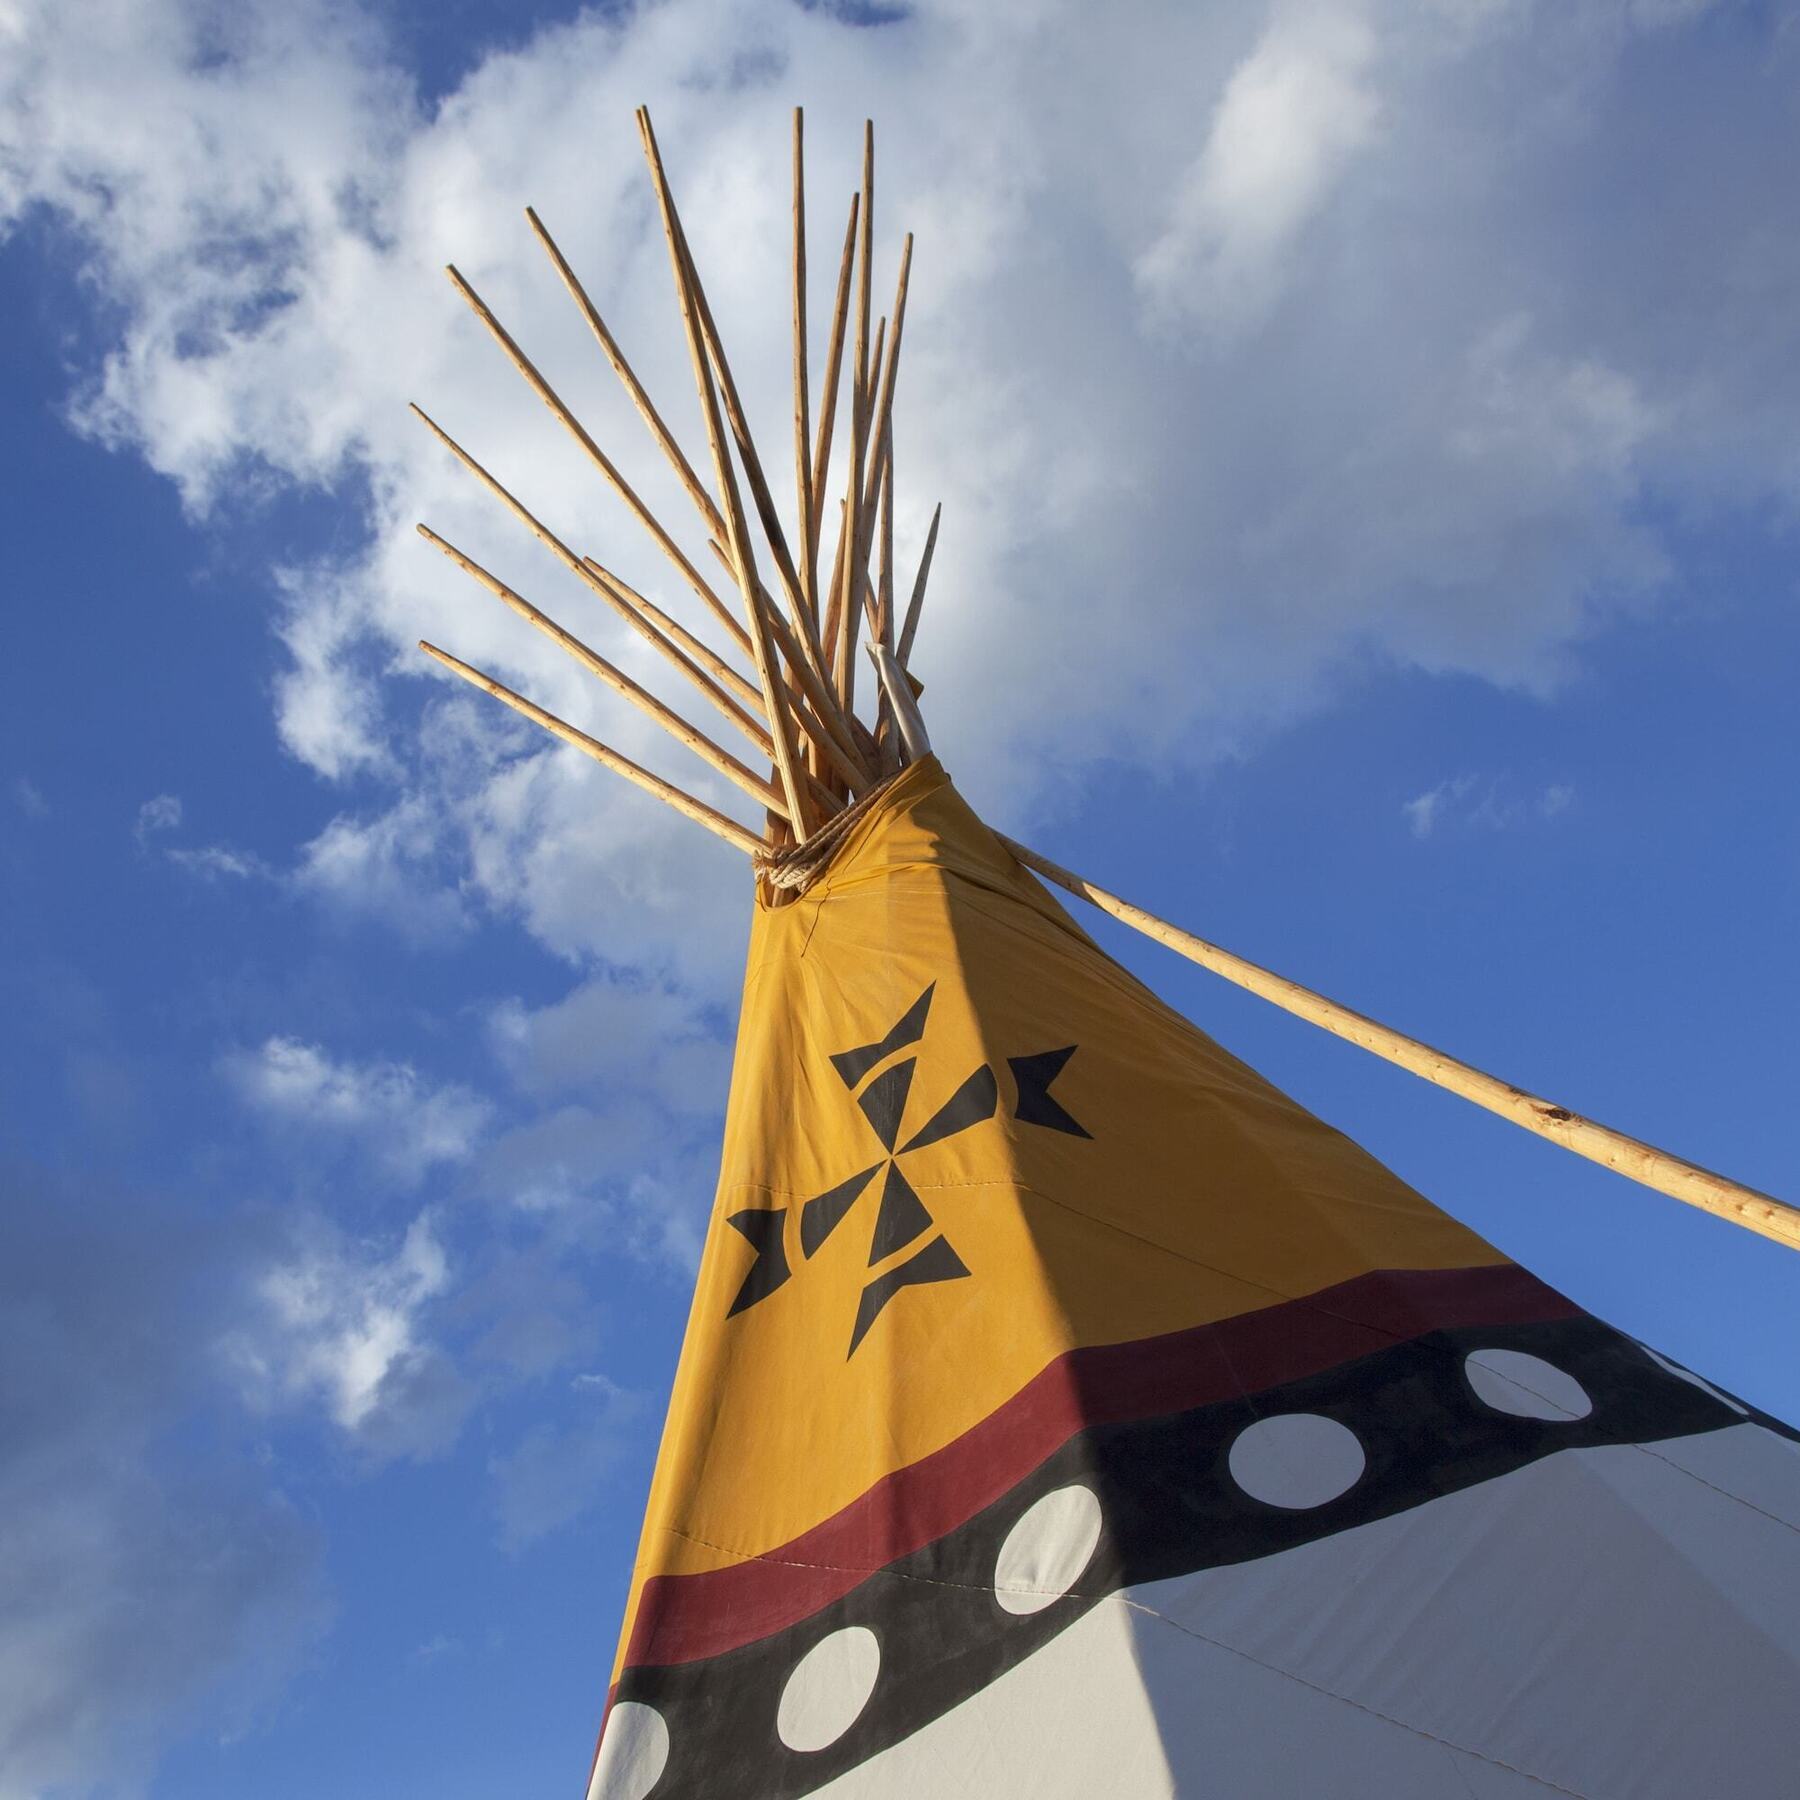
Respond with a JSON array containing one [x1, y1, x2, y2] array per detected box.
[[416, 111, 1800, 1800]]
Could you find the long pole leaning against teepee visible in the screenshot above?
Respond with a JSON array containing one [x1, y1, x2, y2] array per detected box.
[[997, 834, 1800, 1256]]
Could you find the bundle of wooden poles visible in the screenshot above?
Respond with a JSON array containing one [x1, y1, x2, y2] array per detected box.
[[416, 108, 1797, 1256], [418, 107, 932, 863]]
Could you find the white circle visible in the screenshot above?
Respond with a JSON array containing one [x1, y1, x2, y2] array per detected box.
[[777, 1625, 881, 1753], [993, 1484, 1104, 1615], [1228, 1413, 1366, 1509], [586, 1700, 669, 1800], [1465, 1348, 1592, 1421]]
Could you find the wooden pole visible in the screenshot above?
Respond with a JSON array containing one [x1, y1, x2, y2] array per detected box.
[[419, 642, 763, 856], [874, 424, 896, 766], [838, 121, 874, 716], [582, 556, 764, 716], [868, 641, 931, 764], [860, 234, 913, 525], [896, 500, 941, 667], [418, 525, 790, 818], [642, 133, 831, 700], [810, 193, 859, 595], [878, 423, 895, 650], [442, 264, 749, 658], [637, 106, 814, 841], [999, 835, 1800, 1256], [791, 109, 815, 632], [694, 537, 879, 795], [856, 122, 874, 421], [524, 210, 733, 573], [527, 201, 840, 725], [822, 498, 849, 672], [410, 407, 765, 754], [635, 113, 871, 790]]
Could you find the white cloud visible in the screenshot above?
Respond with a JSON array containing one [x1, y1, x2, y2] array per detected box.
[[293, 794, 470, 940], [8, 0, 1796, 983], [1404, 772, 1577, 838], [131, 792, 276, 881], [134, 791, 182, 844], [167, 842, 273, 880], [233, 1211, 471, 1456], [1136, 1, 1380, 332], [223, 1035, 492, 1184]]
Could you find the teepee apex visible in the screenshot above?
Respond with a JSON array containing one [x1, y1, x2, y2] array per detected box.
[[410, 101, 1798, 1800]]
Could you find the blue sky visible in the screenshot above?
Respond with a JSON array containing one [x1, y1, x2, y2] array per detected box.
[[2, 2, 1797, 1795]]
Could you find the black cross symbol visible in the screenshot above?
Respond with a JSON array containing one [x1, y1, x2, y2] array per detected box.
[[725, 984, 1090, 1356]]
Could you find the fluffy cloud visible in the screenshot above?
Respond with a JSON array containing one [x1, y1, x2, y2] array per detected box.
[[223, 1035, 493, 1184], [1136, 1, 1379, 332], [9, 0, 1796, 979], [230, 1209, 474, 1458]]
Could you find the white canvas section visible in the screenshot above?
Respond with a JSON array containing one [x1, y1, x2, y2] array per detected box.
[[818, 1425, 1800, 1799], [812, 1597, 1179, 1797]]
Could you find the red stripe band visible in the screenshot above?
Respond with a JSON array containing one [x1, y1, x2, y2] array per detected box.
[[627, 1261, 1577, 1668]]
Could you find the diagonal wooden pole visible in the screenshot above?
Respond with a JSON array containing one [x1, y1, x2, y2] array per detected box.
[[637, 105, 814, 840], [896, 500, 941, 668], [419, 642, 763, 855], [582, 556, 765, 716], [523, 210, 742, 595], [641, 132, 832, 702], [873, 422, 897, 767], [791, 108, 815, 632], [418, 525, 790, 818], [410, 406, 766, 754], [834, 311, 884, 703], [837, 120, 875, 717], [633, 117, 872, 793], [527, 202, 839, 723], [809, 192, 859, 592], [999, 835, 1800, 1256], [443, 264, 750, 658], [860, 234, 913, 520]]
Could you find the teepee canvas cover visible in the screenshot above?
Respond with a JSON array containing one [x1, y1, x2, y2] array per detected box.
[[406, 106, 1800, 1800], [587, 759, 1800, 1800]]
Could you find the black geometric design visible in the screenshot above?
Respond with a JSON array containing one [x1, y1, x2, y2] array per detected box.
[[858, 1058, 917, 1152], [726, 986, 1092, 1353], [615, 1315, 1791, 1798], [868, 1163, 934, 1265], [830, 984, 935, 1089], [802, 1164, 882, 1258], [724, 1208, 790, 1317], [1008, 1046, 1090, 1138], [849, 1234, 971, 1354], [901, 1064, 998, 1153]]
